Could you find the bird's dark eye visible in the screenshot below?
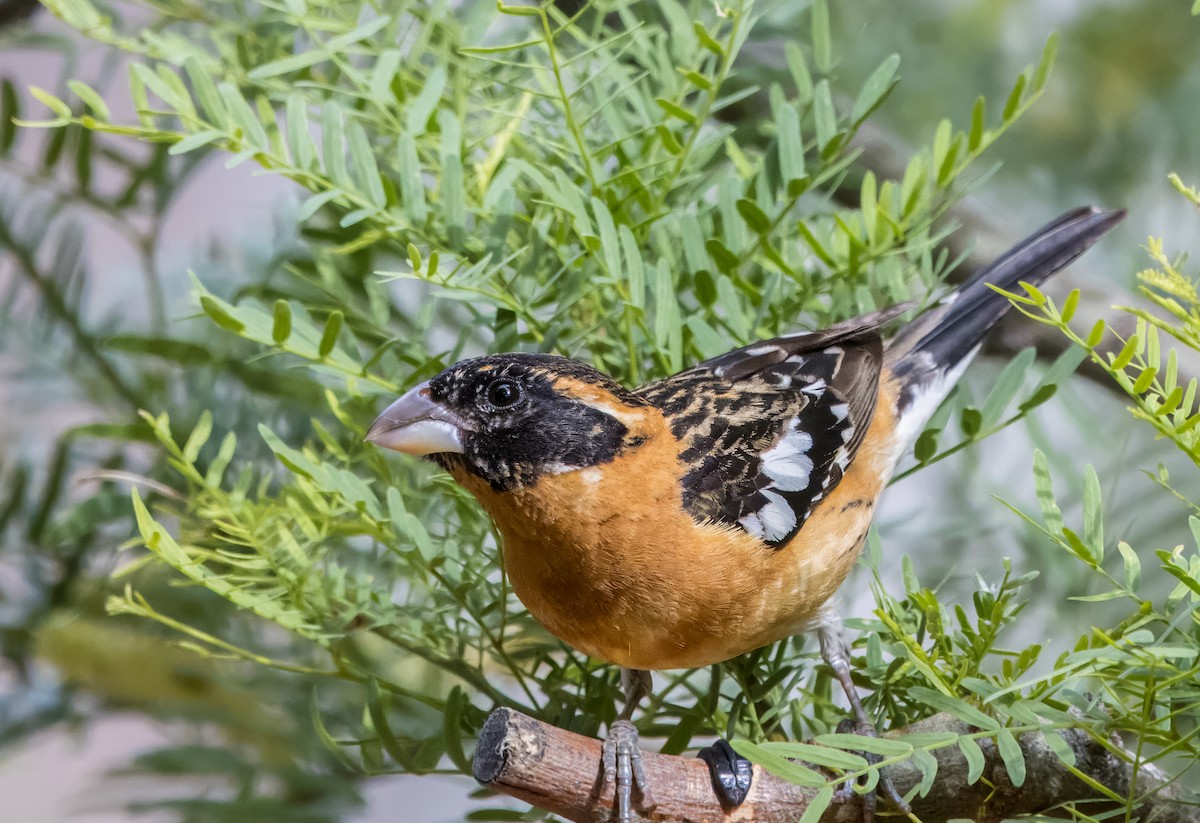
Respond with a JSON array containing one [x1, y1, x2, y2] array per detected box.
[[485, 379, 522, 409]]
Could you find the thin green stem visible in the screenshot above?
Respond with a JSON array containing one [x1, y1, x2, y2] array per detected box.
[[540, 6, 597, 189]]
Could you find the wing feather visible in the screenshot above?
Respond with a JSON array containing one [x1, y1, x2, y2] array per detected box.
[[636, 308, 899, 547]]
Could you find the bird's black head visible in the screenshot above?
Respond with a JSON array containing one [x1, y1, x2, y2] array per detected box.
[[366, 353, 649, 490]]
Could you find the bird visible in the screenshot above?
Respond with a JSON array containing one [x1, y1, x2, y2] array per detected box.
[[366, 206, 1123, 822]]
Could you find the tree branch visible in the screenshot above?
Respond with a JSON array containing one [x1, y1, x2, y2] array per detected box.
[[473, 708, 1197, 823]]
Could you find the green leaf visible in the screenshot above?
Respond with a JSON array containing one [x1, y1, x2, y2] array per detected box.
[[369, 48, 402, 102], [758, 741, 867, 771], [1017, 383, 1057, 414], [396, 134, 428, 223], [319, 311, 344, 359], [958, 736, 985, 784], [184, 57, 225, 124], [284, 93, 316, 169], [1111, 333, 1140, 370], [852, 53, 900, 124], [182, 411, 213, 464], [912, 747, 938, 797], [705, 238, 739, 274], [907, 687, 999, 731], [321, 101, 348, 183], [656, 124, 683, 155], [592, 197, 621, 278], [653, 259, 680, 352], [996, 729, 1026, 787], [914, 427, 939, 463], [169, 130, 223, 155], [1131, 366, 1158, 394], [799, 786, 833, 823], [736, 198, 770, 234], [206, 432, 237, 488], [960, 407, 982, 437], [1002, 71, 1028, 121], [732, 740, 825, 787], [67, 80, 110, 120], [218, 82, 268, 149], [29, 86, 71, 120], [812, 80, 838, 152], [1060, 288, 1080, 324], [693, 21, 724, 55], [814, 733, 914, 758], [200, 295, 245, 334], [614, 225, 645, 311], [1032, 32, 1059, 93], [656, 97, 695, 124], [811, 0, 832, 72], [132, 63, 184, 110], [968, 96, 986, 152], [932, 120, 952, 174], [980, 347, 1035, 427], [442, 154, 466, 246], [248, 50, 327, 80], [442, 687, 472, 773], [272, 300, 292, 345], [1082, 465, 1104, 561], [776, 101, 805, 183], [0, 79, 18, 153], [679, 68, 712, 91], [406, 65, 446, 136], [1032, 450, 1064, 534], [659, 0, 699, 60], [497, 1, 541, 16], [298, 190, 340, 221], [347, 118, 386, 208], [1044, 730, 1076, 767], [1118, 540, 1141, 591], [786, 41, 813, 102]]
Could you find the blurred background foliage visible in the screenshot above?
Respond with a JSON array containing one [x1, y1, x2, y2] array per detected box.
[[0, 1, 1197, 821]]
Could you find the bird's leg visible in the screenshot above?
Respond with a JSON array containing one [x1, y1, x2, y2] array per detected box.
[[818, 617, 912, 821], [600, 668, 655, 822]]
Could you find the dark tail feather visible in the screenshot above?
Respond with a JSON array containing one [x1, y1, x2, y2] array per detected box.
[[887, 206, 1125, 441]]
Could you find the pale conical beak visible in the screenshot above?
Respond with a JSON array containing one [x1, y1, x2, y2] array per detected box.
[[365, 381, 466, 455]]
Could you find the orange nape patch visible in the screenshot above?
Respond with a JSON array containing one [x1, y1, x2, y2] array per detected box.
[[449, 382, 902, 672]]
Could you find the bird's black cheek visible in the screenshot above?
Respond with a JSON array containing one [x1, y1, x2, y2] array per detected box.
[[454, 404, 633, 491]]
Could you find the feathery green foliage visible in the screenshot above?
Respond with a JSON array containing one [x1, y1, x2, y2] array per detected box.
[[4, 0, 1197, 819]]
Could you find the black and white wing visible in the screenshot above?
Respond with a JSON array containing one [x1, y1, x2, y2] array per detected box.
[[636, 306, 905, 547]]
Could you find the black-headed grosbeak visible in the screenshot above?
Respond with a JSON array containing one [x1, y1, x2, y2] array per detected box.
[[367, 206, 1123, 822]]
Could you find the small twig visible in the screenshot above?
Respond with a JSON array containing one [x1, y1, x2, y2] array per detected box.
[[473, 708, 1198, 823]]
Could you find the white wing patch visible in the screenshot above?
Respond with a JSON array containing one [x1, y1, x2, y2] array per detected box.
[[738, 415, 822, 541], [761, 420, 815, 491], [739, 489, 797, 542]]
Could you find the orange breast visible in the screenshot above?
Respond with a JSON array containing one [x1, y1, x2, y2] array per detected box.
[[452, 381, 901, 671]]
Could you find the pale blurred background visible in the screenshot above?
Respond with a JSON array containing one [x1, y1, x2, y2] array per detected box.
[[1, 1, 1198, 820]]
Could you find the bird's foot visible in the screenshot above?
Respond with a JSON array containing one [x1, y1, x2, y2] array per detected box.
[[600, 718, 656, 823], [832, 717, 911, 821], [696, 738, 753, 807]]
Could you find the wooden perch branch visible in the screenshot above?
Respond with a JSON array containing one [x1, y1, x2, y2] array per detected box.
[[473, 708, 1197, 823]]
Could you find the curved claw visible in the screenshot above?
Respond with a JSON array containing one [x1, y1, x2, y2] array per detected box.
[[697, 738, 753, 807], [821, 620, 912, 819], [831, 717, 910, 821], [601, 719, 655, 823]]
